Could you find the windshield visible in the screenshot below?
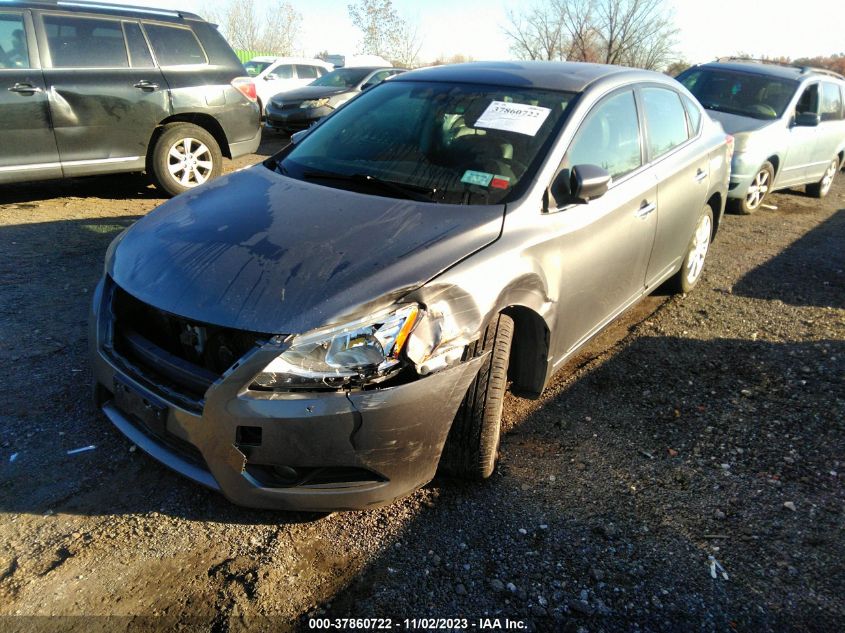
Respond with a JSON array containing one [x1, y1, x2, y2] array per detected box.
[[244, 60, 272, 77], [679, 68, 798, 120], [274, 80, 576, 205], [310, 67, 373, 88]]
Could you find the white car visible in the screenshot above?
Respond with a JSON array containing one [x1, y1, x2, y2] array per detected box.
[[243, 56, 333, 113]]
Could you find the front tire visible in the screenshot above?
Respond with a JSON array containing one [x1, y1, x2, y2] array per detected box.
[[732, 161, 774, 214], [150, 123, 223, 197], [806, 157, 839, 198], [439, 313, 514, 479], [668, 205, 713, 295]]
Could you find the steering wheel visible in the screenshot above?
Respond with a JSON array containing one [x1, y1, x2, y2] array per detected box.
[[749, 103, 777, 118]]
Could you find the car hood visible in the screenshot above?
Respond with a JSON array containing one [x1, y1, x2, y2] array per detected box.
[[272, 85, 353, 103], [108, 166, 505, 335], [706, 110, 777, 135]]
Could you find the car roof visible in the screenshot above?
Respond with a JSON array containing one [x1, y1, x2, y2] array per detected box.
[[328, 66, 391, 73], [251, 57, 330, 65], [392, 61, 666, 93], [692, 60, 844, 83], [9, 0, 202, 20]]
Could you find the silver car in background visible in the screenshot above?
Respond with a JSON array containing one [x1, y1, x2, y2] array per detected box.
[[678, 59, 845, 214]]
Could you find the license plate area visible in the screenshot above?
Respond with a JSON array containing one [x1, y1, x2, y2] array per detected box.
[[113, 377, 168, 437]]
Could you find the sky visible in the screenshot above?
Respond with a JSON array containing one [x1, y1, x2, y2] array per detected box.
[[115, 0, 845, 65]]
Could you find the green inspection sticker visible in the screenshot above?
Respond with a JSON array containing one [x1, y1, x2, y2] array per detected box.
[[461, 170, 494, 187]]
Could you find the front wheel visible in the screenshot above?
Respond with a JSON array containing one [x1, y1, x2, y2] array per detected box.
[[732, 161, 774, 214], [439, 313, 514, 480], [668, 205, 713, 295], [806, 157, 839, 198], [150, 123, 223, 197]]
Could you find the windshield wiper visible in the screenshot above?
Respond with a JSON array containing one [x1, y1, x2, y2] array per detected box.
[[302, 170, 436, 202]]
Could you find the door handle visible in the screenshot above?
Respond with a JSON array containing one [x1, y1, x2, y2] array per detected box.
[[8, 82, 42, 95], [133, 80, 159, 91], [635, 201, 656, 219], [694, 169, 707, 183]]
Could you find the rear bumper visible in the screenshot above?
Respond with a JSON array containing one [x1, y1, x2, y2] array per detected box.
[[89, 277, 482, 511], [228, 128, 262, 159]]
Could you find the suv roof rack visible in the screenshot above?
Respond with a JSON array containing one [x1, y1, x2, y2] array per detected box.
[[799, 66, 845, 80], [11, 0, 200, 20], [714, 57, 845, 81]]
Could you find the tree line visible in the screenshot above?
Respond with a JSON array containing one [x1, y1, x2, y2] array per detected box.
[[208, 0, 845, 77]]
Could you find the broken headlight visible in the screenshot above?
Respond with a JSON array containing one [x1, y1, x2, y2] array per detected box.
[[251, 305, 420, 390]]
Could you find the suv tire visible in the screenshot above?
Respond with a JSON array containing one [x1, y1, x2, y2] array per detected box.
[[806, 157, 839, 198], [440, 313, 514, 480], [731, 161, 774, 214], [151, 123, 223, 197]]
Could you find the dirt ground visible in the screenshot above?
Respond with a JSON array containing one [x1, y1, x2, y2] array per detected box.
[[0, 135, 842, 633]]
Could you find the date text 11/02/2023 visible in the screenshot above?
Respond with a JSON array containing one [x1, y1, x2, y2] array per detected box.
[[307, 617, 528, 630]]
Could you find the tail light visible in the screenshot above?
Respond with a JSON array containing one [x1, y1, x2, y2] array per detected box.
[[725, 134, 735, 160], [231, 77, 257, 102]]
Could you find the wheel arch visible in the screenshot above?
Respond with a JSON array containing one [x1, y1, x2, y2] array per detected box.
[[149, 114, 231, 163], [706, 191, 723, 239], [501, 304, 550, 399]]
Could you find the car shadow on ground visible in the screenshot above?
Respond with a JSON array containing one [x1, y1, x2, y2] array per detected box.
[[732, 209, 844, 308], [0, 134, 286, 205], [308, 334, 844, 631], [0, 173, 163, 205]]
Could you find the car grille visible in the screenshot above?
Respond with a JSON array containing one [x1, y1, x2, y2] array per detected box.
[[108, 284, 268, 411]]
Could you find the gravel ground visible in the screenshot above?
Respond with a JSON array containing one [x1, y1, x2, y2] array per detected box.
[[0, 136, 842, 633]]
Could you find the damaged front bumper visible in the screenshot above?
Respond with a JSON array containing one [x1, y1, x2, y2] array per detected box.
[[89, 278, 483, 511]]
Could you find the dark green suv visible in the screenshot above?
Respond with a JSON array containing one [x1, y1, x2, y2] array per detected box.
[[0, 0, 261, 196]]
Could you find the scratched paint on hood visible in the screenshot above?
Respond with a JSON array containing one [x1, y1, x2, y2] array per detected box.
[[108, 166, 505, 335]]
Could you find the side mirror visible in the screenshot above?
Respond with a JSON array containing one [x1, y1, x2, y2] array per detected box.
[[794, 112, 820, 127], [361, 82, 376, 91], [549, 164, 611, 208], [265, 73, 279, 81], [290, 129, 310, 145]]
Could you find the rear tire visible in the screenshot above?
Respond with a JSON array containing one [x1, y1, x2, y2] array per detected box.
[[806, 157, 839, 198], [667, 205, 714, 295], [439, 313, 514, 480], [150, 123, 223, 197], [730, 161, 774, 214]]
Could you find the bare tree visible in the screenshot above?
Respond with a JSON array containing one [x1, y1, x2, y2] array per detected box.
[[503, 4, 566, 61], [347, 0, 423, 66], [209, 0, 302, 54], [262, 2, 302, 55], [504, 0, 677, 71]]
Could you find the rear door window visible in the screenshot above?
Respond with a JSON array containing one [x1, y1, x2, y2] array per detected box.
[[295, 64, 319, 79], [641, 87, 689, 158], [820, 82, 843, 121], [143, 23, 206, 66], [123, 21, 153, 68], [566, 90, 642, 179], [274, 64, 294, 79], [44, 15, 128, 68], [0, 12, 29, 69]]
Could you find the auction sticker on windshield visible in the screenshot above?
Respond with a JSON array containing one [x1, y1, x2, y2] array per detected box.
[[475, 101, 552, 136]]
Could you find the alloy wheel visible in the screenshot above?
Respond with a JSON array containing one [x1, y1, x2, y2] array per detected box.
[[820, 159, 838, 196], [167, 137, 214, 188], [685, 213, 711, 285], [745, 168, 770, 210]]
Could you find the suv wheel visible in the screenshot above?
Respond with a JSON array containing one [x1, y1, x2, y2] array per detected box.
[[806, 157, 839, 198], [733, 161, 774, 214], [151, 123, 223, 197], [439, 313, 514, 480], [668, 205, 713, 294]]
